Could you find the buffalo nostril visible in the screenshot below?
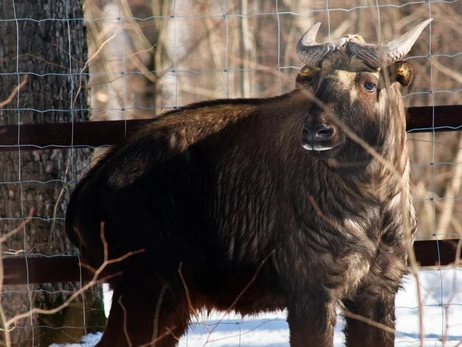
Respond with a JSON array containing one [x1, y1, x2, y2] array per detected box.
[[302, 125, 335, 140], [315, 125, 334, 140]]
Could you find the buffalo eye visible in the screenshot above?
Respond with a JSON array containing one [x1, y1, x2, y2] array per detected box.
[[363, 81, 377, 93]]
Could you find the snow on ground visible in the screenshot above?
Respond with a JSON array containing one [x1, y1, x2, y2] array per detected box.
[[49, 333, 103, 347], [51, 268, 462, 347]]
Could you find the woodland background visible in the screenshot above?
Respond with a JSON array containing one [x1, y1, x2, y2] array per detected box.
[[0, 0, 460, 345]]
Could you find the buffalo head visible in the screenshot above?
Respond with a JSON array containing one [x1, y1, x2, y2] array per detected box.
[[296, 19, 432, 162]]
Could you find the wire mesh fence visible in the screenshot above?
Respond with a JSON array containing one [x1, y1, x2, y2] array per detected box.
[[0, 0, 461, 346]]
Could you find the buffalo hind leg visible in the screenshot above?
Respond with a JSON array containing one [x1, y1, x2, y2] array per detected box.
[[97, 286, 190, 347]]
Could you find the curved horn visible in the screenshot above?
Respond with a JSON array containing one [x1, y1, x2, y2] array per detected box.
[[297, 22, 348, 67], [347, 18, 433, 68], [383, 18, 433, 65]]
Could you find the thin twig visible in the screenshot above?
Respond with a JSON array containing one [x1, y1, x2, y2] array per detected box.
[[340, 309, 395, 334], [0, 207, 35, 347], [4, 221, 143, 332], [203, 252, 274, 346], [119, 295, 133, 347], [151, 284, 168, 347], [308, 195, 343, 231], [178, 263, 199, 318], [0, 75, 28, 108]]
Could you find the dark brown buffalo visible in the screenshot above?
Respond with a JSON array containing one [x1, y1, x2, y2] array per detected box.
[[65, 19, 432, 347]]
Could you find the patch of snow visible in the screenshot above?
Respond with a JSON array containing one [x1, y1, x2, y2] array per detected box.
[[50, 268, 462, 347], [49, 332, 102, 347]]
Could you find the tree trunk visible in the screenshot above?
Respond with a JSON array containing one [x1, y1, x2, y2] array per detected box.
[[0, 1, 105, 346]]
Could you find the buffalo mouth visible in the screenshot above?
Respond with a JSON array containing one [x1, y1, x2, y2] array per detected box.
[[302, 140, 336, 151], [301, 139, 344, 156]]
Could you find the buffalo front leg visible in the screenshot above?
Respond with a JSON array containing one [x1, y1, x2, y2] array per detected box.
[[342, 289, 396, 347], [97, 285, 190, 347], [342, 246, 407, 347], [286, 294, 337, 347]]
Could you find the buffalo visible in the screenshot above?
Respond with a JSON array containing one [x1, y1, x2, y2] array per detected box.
[[65, 19, 432, 347]]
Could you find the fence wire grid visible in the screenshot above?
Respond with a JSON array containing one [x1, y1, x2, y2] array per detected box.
[[0, 0, 461, 346]]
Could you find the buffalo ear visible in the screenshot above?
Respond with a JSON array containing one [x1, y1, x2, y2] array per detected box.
[[391, 61, 413, 87], [296, 65, 319, 88]]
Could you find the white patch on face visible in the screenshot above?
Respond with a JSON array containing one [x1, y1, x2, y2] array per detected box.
[[378, 87, 388, 113], [335, 70, 357, 103]]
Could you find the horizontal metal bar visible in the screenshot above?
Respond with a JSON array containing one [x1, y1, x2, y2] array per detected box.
[[406, 105, 462, 132], [2, 239, 460, 285], [0, 119, 148, 151], [2, 255, 93, 285], [0, 105, 461, 152]]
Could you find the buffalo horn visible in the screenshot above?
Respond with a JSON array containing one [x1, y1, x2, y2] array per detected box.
[[382, 18, 433, 65], [348, 18, 433, 67], [296, 22, 349, 67], [297, 19, 433, 68]]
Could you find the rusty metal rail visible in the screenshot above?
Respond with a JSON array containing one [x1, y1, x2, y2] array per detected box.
[[0, 105, 460, 152]]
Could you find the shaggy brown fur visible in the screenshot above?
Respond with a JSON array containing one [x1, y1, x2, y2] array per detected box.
[[66, 38, 416, 347]]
